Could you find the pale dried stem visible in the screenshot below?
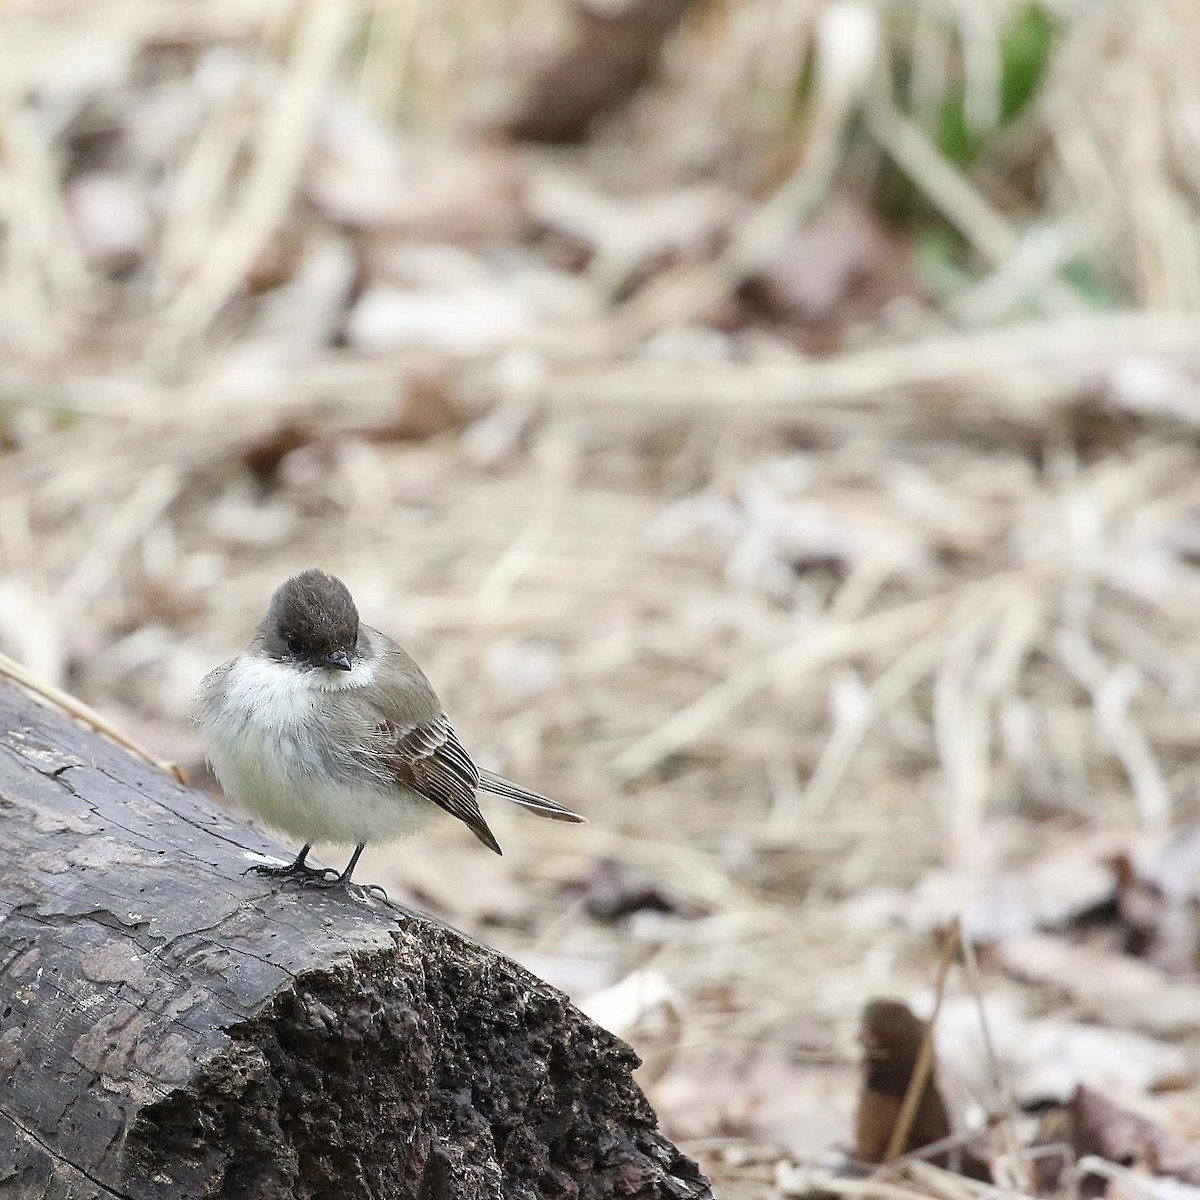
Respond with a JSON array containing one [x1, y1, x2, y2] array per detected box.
[[957, 918, 1031, 1193], [882, 924, 960, 1162], [618, 0, 875, 334], [157, 0, 356, 348], [612, 570, 1046, 782], [546, 314, 1200, 419], [0, 650, 185, 783]]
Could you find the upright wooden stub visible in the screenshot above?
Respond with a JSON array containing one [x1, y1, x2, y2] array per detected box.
[[0, 682, 710, 1200]]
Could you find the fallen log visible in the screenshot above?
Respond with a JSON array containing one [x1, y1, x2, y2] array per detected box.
[[0, 681, 711, 1200]]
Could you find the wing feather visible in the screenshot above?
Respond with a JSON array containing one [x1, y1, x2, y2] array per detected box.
[[377, 714, 502, 854]]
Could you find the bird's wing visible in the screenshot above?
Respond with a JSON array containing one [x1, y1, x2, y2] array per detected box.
[[374, 714, 502, 855], [193, 660, 232, 725], [353, 629, 501, 853]]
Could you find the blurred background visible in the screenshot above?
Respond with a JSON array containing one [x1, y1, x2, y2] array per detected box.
[[3, 0, 1200, 1195]]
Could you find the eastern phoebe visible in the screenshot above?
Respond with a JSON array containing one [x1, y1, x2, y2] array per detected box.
[[196, 569, 585, 887]]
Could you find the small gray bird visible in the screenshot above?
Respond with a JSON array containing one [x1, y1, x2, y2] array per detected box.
[[196, 569, 584, 887]]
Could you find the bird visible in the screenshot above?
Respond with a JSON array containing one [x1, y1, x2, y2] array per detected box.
[[196, 569, 585, 888]]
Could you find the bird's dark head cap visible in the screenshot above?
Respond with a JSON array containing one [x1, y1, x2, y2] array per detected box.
[[262, 569, 360, 670]]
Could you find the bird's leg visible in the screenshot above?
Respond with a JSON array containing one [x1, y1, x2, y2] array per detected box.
[[248, 844, 340, 882], [339, 844, 365, 884], [327, 844, 389, 900]]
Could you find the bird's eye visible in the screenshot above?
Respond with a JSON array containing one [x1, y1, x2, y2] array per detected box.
[[285, 636, 303, 655]]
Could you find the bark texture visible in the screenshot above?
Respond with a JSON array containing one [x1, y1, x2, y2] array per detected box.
[[0, 682, 710, 1200]]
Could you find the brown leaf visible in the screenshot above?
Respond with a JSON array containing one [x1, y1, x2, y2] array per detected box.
[[855, 999, 956, 1167], [493, 0, 697, 144], [564, 856, 702, 922], [1073, 1085, 1200, 1184], [738, 197, 919, 353], [1114, 824, 1200, 975], [908, 826, 1121, 942]]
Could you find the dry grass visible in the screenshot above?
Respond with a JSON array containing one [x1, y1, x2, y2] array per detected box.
[[3, 0, 1200, 1193]]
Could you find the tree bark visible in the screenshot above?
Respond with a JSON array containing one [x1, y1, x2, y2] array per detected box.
[[0, 681, 711, 1200]]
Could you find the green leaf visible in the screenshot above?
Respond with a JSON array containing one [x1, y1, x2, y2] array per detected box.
[[936, 2, 1057, 166]]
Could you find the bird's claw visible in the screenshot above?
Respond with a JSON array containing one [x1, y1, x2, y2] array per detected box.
[[244, 856, 387, 901], [245, 860, 340, 884], [308, 875, 390, 903]]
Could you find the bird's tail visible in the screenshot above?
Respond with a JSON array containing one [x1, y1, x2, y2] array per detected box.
[[477, 769, 587, 823]]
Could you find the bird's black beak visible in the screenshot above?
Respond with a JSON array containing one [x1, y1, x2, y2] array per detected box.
[[324, 650, 353, 672]]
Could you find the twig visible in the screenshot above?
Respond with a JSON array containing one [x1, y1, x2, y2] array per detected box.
[[801, 1174, 943, 1200], [884, 922, 960, 1162], [0, 44, 89, 298], [933, 604, 995, 853], [1095, 665, 1171, 829], [797, 623, 946, 817], [61, 466, 181, 607], [476, 445, 574, 618], [357, 0, 419, 119], [612, 570, 1043, 782], [949, 216, 1104, 326], [545, 313, 1200, 421], [958, 915, 1030, 1191], [1075, 1156, 1163, 1200], [155, 90, 257, 301], [0, 651, 186, 784], [617, 0, 878, 334], [0, 34, 89, 356], [157, 0, 356, 347], [903, 1161, 983, 1200], [864, 95, 1087, 317]]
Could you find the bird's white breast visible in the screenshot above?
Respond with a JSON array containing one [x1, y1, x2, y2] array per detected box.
[[201, 653, 436, 846]]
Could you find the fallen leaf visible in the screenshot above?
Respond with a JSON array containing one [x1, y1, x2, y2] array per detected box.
[[308, 101, 528, 244], [935, 993, 1190, 1108], [1114, 823, 1200, 976], [652, 1037, 853, 1159], [855, 998, 952, 1165], [564, 857, 702, 923], [738, 196, 919, 353], [1072, 1084, 1200, 1184], [997, 934, 1200, 1038], [489, 0, 695, 144], [908, 828, 1122, 941]]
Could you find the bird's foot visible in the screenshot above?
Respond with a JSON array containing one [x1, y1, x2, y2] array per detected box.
[[306, 875, 390, 904], [246, 860, 341, 884], [245, 844, 388, 902], [254, 866, 389, 902]]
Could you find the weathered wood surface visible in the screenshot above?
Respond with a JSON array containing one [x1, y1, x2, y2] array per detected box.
[[0, 682, 711, 1200]]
